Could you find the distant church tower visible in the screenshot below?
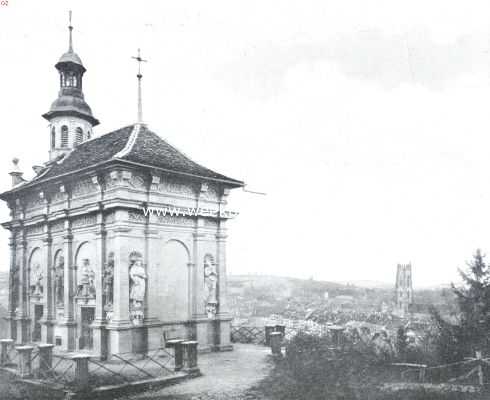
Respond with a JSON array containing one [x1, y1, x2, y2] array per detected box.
[[42, 12, 99, 161], [395, 263, 413, 317]]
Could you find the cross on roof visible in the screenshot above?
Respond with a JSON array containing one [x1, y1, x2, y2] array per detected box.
[[132, 48, 148, 123], [132, 48, 147, 77]]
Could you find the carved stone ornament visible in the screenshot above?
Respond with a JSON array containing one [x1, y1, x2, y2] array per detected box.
[[76, 258, 95, 299], [30, 263, 43, 298], [204, 255, 218, 318], [129, 251, 146, 325], [54, 255, 64, 306], [103, 252, 115, 315]]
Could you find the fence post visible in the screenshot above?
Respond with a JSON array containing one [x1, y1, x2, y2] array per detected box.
[[275, 324, 286, 339], [37, 344, 54, 378], [265, 324, 276, 346], [172, 339, 185, 372], [16, 345, 34, 378], [0, 339, 14, 366], [71, 354, 91, 391], [270, 332, 282, 357], [182, 341, 199, 374], [476, 351, 483, 386]]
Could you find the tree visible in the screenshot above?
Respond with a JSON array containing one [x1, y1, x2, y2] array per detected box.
[[395, 326, 408, 361], [431, 249, 490, 361], [452, 249, 490, 353]]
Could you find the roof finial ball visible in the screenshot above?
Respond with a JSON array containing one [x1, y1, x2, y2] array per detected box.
[[9, 158, 25, 187]]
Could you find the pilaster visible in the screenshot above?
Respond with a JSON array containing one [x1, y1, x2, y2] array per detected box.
[[106, 213, 133, 355], [15, 230, 30, 344], [7, 231, 17, 340], [40, 227, 55, 344], [92, 208, 108, 359], [192, 219, 207, 319], [59, 219, 76, 351]]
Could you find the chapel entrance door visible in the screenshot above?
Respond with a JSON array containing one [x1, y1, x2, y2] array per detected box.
[[33, 305, 43, 342], [80, 307, 95, 350]]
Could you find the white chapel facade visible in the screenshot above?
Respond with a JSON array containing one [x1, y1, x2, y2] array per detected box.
[[1, 19, 243, 358]]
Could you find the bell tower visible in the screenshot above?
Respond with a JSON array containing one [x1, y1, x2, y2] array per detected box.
[[42, 11, 99, 160], [395, 263, 413, 317]]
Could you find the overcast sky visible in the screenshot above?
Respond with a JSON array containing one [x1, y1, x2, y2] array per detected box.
[[1, 0, 490, 287]]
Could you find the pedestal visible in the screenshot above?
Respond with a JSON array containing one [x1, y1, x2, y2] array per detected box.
[[169, 339, 185, 371], [270, 332, 282, 357], [182, 341, 199, 373], [71, 354, 91, 391], [265, 324, 276, 346], [37, 343, 54, 378], [16, 345, 34, 378]]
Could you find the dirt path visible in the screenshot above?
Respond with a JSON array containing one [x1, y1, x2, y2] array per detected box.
[[130, 344, 272, 400]]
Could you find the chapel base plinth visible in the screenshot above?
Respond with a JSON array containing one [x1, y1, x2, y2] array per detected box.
[[146, 324, 164, 351], [194, 319, 212, 353], [106, 321, 133, 356], [40, 319, 55, 344], [15, 318, 30, 345], [91, 321, 108, 360], [57, 320, 77, 351]]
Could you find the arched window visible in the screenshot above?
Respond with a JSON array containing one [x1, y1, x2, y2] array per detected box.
[[61, 126, 69, 148], [51, 126, 56, 149], [75, 127, 83, 145], [86, 130, 91, 140]]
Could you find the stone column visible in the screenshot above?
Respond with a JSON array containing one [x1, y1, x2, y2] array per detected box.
[[106, 217, 133, 355], [265, 324, 276, 346], [92, 209, 108, 360], [15, 232, 30, 344], [41, 231, 55, 344], [182, 340, 199, 374], [59, 220, 76, 351], [7, 231, 17, 340], [270, 332, 283, 357], [72, 354, 91, 391], [16, 345, 34, 378], [37, 343, 54, 378], [172, 339, 184, 372]]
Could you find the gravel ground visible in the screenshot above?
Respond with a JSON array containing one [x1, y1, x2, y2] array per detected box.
[[128, 344, 272, 400], [0, 343, 272, 400]]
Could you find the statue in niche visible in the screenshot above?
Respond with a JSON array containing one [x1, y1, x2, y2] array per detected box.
[[54, 256, 64, 306], [103, 252, 114, 312], [77, 258, 95, 298], [204, 256, 218, 317], [129, 251, 146, 325], [31, 263, 43, 297]]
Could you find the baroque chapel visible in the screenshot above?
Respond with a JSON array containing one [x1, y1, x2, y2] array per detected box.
[[0, 18, 243, 358]]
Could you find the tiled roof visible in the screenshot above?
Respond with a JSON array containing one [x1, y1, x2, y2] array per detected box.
[[41, 125, 134, 180], [123, 127, 240, 183], [6, 124, 243, 194]]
